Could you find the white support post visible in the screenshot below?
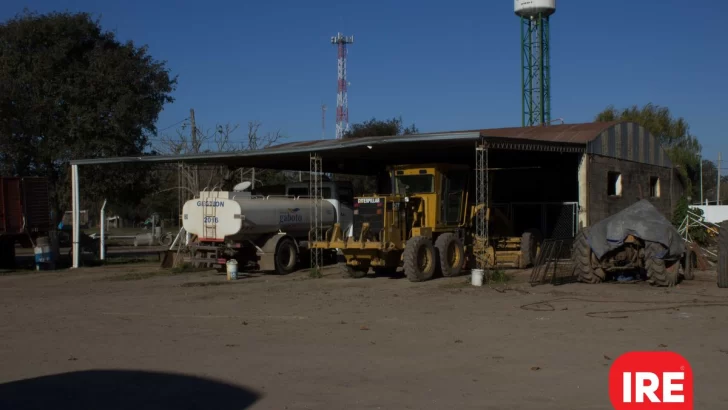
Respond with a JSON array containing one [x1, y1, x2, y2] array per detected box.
[[71, 164, 80, 268], [100, 199, 107, 260], [717, 152, 722, 206]]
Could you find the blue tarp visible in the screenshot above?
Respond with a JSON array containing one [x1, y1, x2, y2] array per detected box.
[[586, 199, 686, 260]]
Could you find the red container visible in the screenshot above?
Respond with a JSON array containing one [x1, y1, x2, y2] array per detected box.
[[21, 177, 51, 234], [0, 177, 50, 236]]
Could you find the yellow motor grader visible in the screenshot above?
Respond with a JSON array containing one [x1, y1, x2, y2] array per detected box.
[[310, 163, 541, 282]]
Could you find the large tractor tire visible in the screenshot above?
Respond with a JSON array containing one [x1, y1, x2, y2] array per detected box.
[[274, 237, 298, 275], [519, 229, 542, 269], [718, 221, 728, 288], [645, 242, 679, 287], [572, 228, 604, 284], [403, 236, 436, 282], [341, 263, 368, 279], [434, 233, 465, 277]]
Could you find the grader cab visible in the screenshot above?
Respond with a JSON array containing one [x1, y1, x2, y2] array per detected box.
[[311, 164, 541, 282]]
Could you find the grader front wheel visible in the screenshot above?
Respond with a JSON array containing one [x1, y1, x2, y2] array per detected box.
[[403, 236, 436, 282]]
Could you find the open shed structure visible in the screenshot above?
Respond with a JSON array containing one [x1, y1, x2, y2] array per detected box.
[[69, 121, 685, 269]]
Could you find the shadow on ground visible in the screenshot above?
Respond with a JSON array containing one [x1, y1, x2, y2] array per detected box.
[[0, 369, 261, 410]]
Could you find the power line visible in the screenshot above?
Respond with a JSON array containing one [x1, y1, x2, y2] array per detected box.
[[157, 117, 189, 133]]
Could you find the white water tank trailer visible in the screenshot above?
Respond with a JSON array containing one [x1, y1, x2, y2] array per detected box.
[[514, 0, 556, 17], [182, 192, 337, 242]]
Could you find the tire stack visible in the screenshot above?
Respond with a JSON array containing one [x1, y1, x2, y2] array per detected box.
[[718, 221, 728, 288]]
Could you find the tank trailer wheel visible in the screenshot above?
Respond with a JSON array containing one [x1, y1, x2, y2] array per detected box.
[[274, 238, 298, 275], [341, 263, 368, 279], [645, 242, 678, 287], [435, 233, 464, 277], [403, 236, 436, 282], [158, 233, 174, 247], [572, 228, 604, 284]]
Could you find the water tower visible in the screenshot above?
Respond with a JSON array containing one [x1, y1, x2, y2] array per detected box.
[[515, 0, 556, 127]]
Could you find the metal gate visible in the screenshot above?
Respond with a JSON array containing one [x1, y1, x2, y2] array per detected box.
[[494, 201, 578, 239]]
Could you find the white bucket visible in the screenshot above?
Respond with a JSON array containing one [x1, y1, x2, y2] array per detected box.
[[471, 269, 484, 287], [226, 259, 238, 280]]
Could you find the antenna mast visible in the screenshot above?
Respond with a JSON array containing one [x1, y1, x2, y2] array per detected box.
[[331, 32, 354, 139]]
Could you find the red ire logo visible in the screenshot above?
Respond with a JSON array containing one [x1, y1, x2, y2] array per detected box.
[[609, 352, 693, 409]]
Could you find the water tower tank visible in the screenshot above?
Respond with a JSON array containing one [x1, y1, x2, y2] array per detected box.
[[514, 0, 556, 17]]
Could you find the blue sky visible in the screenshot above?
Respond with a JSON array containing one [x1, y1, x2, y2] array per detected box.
[[4, 0, 727, 160]]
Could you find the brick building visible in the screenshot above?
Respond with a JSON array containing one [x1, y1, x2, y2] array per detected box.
[[579, 122, 685, 227]]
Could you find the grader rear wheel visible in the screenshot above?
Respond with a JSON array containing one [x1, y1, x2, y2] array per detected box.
[[435, 233, 464, 277], [403, 236, 436, 282]]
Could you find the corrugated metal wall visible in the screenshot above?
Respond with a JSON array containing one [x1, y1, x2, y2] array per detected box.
[[586, 122, 673, 168], [0, 178, 24, 234], [0, 177, 51, 235], [21, 177, 51, 233]]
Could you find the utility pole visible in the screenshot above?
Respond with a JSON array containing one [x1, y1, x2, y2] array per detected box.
[[699, 157, 703, 205], [189, 108, 198, 193], [718, 152, 722, 205]]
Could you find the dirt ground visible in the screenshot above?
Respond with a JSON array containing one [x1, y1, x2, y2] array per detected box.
[[1, 262, 727, 409]]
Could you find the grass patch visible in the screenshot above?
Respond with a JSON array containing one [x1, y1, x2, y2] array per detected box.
[[488, 269, 511, 284], [308, 267, 323, 279], [439, 269, 511, 289]]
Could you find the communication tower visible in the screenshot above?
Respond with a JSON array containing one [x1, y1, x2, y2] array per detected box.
[[515, 0, 556, 127], [331, 33, 354, 139]]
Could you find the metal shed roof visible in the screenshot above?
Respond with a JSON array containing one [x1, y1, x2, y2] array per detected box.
[[69, 121, 670, 172]]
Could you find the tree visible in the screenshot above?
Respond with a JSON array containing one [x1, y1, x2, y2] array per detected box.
[[0, 10, 176, 220], [339, 116, 419, 194], [158, 119, 289, 220], [343, 116, 418, 139], [595, 103, 702, 198]]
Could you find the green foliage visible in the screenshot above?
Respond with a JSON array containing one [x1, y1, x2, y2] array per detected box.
[[671, 196, 690, 227], [488, 269, 511, 284], [343, 116, 418, 139], [308, 267, 323, 279], [337, 116, 419, 194], [595, 103, 701, 198], [0, 10, 176, 219], [672, 196, 709, 245]]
